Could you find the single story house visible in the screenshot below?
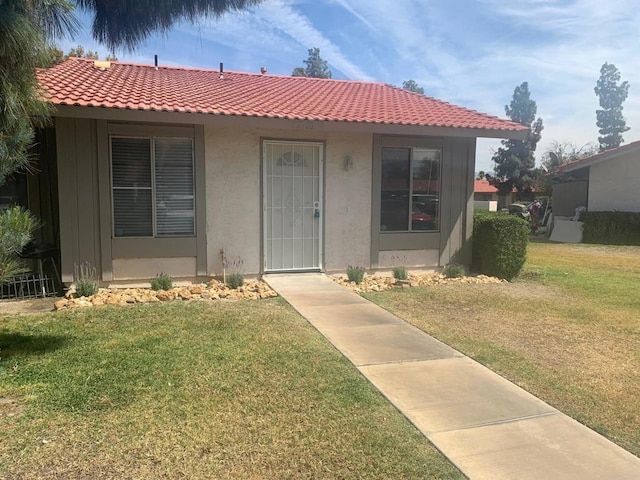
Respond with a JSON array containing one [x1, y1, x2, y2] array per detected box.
[[474, 180, 499, 202], [553, 140, 640, 216], [473, 179, 515, 207], [34, 57, 527, 283]]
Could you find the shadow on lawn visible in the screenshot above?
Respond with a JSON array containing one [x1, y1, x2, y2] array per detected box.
[[0, 333, 69, 360]]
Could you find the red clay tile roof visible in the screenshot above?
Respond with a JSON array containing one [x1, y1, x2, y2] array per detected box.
[[37, 58, 528, 132], [474, 180, 498, 193]]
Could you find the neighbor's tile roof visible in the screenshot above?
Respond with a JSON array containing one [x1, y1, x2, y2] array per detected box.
[[474, 180, 498, 193], [37, 58, 527, 132]]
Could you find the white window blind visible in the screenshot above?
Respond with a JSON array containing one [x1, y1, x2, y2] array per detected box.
[[112, 138, 153, 237], [155, 138, 194, 236], [111, 136, 195, 238]]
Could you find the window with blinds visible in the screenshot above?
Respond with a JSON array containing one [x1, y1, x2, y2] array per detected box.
[[111, 136, 195, 238]]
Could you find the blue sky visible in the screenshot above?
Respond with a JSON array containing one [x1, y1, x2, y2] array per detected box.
[[58, 0, 640, 172]]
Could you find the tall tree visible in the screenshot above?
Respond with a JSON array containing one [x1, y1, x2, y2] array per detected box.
[[594, 62, 630, 152], [292, 48, 332, 79], [402, 80, 424, 94], [486, 82, 543, 203], [541, 141, 598, 173]]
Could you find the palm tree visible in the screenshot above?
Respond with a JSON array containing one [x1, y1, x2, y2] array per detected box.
[[76, 0, 264, 50], [0, 0, 262, 280]]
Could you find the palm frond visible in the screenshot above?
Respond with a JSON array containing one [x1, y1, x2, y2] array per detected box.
[[74, 0, 264, 50], [32, 0, 80, 39]]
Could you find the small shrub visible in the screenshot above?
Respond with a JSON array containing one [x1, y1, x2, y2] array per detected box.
[[443, 264, 465, 278], [472, 211, 529, 280], [226, 272, 244, 289], [392, 266, 408, 280], [346, 265, 365, 285], [151, 273, 173, 291], [74, 262, 98, 297], [75, 278, 98, 297]]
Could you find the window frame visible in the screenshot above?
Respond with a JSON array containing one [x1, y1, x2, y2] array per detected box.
[[110, 134, 195, 239], [380, 146, 442, 233]]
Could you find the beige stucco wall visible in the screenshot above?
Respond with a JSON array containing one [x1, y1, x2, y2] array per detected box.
[[589, 152, 640, 212], [377, 250, 440, 269], [204, 126, 372, 275]]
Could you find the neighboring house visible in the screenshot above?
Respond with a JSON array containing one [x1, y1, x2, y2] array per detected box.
[[553, 140, 640, 217], [473, 179, 515, 205], [36, 57, 526, 283]]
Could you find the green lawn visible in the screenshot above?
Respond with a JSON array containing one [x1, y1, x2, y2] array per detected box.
[[364, 241, 640, 457], [0, 299, 462, 479]]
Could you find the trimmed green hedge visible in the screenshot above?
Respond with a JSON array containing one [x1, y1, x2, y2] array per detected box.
[[580, 211, 640, 245], [472, 212, 529, 280]]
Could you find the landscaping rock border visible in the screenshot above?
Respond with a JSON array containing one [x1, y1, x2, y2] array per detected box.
[[331, 272, 504, 293], [54, 279, 278, 310]]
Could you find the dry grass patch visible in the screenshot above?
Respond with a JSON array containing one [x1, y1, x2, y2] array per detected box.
[[364, 242, 640, 457], [0, 300, 462, 479]]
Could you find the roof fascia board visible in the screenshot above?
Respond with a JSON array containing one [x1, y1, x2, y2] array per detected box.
[[53, 105, 529, 140]]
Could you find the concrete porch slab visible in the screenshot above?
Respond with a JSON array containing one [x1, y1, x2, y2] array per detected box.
[[264, 273, 348, 295]]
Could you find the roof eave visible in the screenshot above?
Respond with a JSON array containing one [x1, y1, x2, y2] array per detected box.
[[557, 140, 640, 174], [51, 104, 529, 139]]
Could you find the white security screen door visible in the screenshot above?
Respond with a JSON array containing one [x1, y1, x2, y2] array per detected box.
[[263, 141, 323, 271]]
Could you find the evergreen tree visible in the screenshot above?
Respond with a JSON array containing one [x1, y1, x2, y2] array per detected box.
[[594, 62, 630, 152], [292, 48, 332, 78], [486, 82, 543, 203], [402, 80, 424, 94]]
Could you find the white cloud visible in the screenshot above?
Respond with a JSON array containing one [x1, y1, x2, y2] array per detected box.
[[253, 0, 374, 79]]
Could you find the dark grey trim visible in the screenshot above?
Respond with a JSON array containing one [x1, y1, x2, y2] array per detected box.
[[439, 137, 474, 266], [112, 237, 197, 258], [372, 135, 445, 266], [194, 125, 207, 275], [56, 118, 77, 282], [370, 134, 382, 268], [55, 118, 102, 282], [107, 123, 194, 138], [101, 122, 205, 275], [438, 137, 453, 266], [462, 139, 476, 265], [97, 120, 113, 280], [54, 105, 528, 140]]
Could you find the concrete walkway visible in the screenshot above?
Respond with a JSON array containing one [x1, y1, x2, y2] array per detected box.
[[265, 273, 640, 480]]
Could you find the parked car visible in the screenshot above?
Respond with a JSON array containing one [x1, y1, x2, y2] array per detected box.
[[508, 203, 530, 220]]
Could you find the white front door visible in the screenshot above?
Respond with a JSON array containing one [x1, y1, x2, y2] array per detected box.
[[263, 141, 323, 272]]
